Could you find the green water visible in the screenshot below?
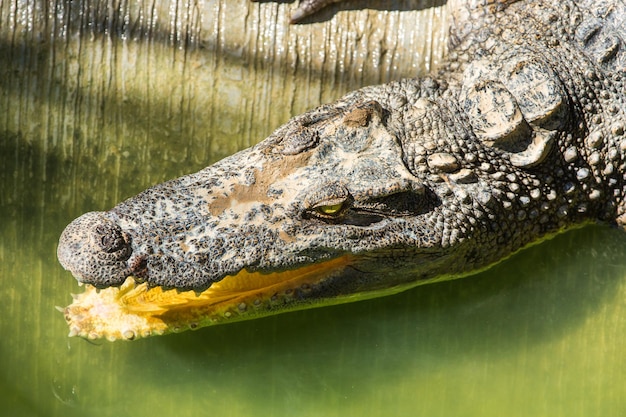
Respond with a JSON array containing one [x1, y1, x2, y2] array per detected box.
[[2, 169, 626, 416], [1, 1, 625, 416]]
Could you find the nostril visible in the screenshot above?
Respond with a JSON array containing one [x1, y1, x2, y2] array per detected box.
[[94, 223, 128, 253], [58, 211, 133, 287]]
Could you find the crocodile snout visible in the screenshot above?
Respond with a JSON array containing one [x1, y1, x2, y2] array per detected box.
[[57, 212, 133, 288]]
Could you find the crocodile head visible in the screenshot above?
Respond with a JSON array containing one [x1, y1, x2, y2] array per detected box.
[[56, 81, 549, 339], [60, 91, 467, 282]]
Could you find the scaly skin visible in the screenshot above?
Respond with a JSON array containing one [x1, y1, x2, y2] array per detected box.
[[58, 0, 626, 340]]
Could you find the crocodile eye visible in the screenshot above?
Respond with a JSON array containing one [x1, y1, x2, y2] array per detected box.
[[316, 202, 345, 216], [304, 183, 353, 220], [308, 197, 352, 220]]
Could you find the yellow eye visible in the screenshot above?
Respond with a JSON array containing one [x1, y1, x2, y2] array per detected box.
[[305, 185, 352, 219], [317, 203, 343, 215]]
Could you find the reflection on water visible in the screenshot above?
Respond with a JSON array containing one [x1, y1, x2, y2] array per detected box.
[[1, 1, 625, 416]]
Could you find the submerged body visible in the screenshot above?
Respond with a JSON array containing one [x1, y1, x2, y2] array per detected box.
[[58, 0, 626, 340]]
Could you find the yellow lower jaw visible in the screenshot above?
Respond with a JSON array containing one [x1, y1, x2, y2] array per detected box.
[[63, 256, 354, 341]]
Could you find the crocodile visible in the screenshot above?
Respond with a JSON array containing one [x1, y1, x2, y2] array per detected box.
[[57, 0, 626, 341]]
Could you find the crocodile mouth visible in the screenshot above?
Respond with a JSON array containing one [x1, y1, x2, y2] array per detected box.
[[62, 255, 355, 341]]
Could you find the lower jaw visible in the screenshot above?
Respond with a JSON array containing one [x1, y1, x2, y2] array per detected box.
[[62, 255, 356, 341]]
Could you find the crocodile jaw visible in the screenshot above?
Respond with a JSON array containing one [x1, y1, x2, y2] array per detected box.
[[63, 255, 356, 341]]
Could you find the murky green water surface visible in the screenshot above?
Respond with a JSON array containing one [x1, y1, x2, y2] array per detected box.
[[1, 1, 625, 416]]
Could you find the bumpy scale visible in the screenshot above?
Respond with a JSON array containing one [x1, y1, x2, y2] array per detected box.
[[58, 0, 626, 340]]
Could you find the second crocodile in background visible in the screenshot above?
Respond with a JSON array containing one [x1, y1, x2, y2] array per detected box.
[[57, 0, 626, 340]]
